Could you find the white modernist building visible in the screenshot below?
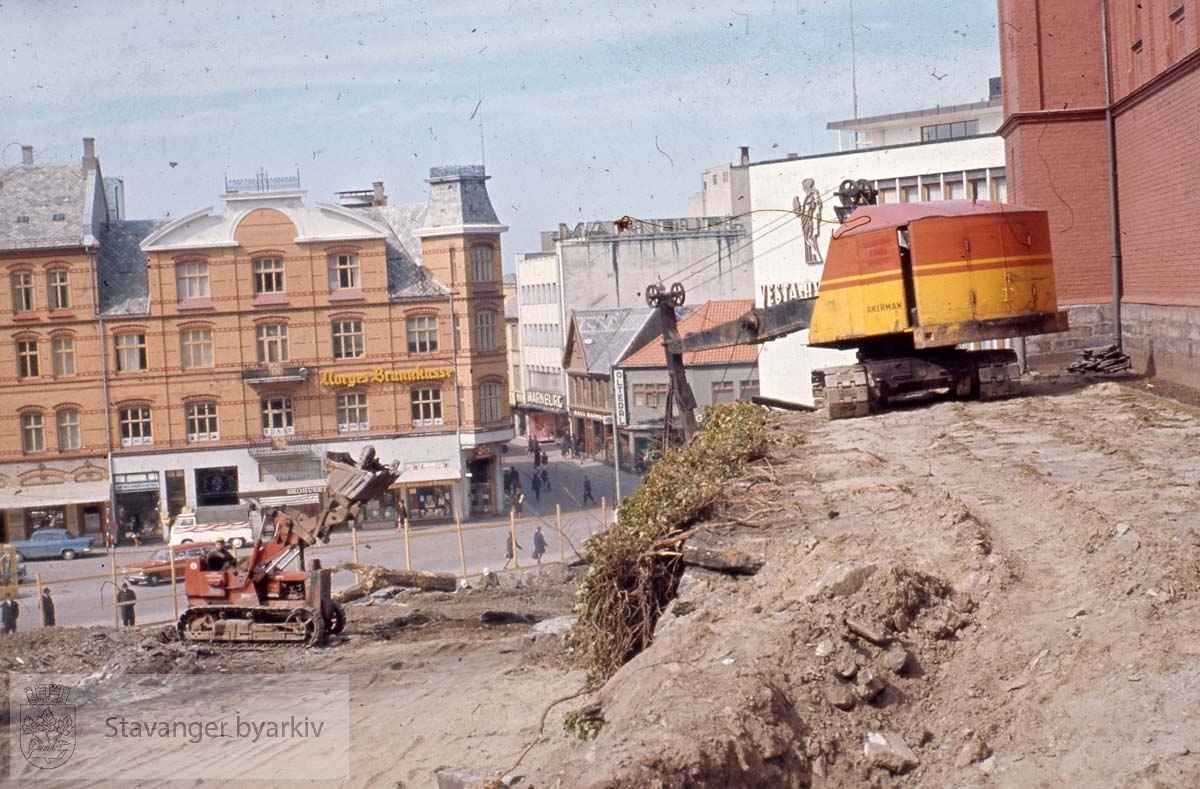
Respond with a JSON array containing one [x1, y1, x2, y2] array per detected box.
[[748, 94, 1007, 407]]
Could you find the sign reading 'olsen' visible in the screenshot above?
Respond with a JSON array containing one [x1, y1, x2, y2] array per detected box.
[[319, 367, 453, 389]]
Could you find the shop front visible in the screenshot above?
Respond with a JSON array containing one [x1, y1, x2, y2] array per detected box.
[[397, 461, 460, 524], [0, 479, 112, 540], [468, 444, 501, 516], [520, 391, 568, 443]]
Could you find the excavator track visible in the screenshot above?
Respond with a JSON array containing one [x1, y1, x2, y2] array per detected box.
[[812, 349, 1021, 419], [178, 605, 328, 648]]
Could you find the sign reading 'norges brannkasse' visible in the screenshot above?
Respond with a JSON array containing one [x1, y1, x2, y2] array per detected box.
[[318, 367, 453, 388]]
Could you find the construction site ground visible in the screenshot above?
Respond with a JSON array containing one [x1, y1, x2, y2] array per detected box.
[[3, 373, 1200, 788]]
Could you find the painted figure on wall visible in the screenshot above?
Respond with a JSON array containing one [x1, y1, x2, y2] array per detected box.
[[795, 177, 824, 265]]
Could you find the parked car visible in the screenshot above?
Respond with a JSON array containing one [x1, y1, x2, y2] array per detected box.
[[10, 528, 95, 561], [121, 543, 216, 586]]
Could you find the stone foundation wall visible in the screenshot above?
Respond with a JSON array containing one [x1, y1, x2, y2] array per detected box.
[[1025, 302, 1200, 389]]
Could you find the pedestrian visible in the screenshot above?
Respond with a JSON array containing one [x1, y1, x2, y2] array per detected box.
[[104, 517, 118, 550], [512, 489, 525, 517], [532, 526, 547, 565], [1, 593, 18, 633], [540, 467, 551, 491], [583, 478, 595, 505], [395, 501, 409, 532], [503, 531, 523, 570], [117, 582, 137, 627], [129, 513, 143, 547], [40, 588, 55, 627], [531, 472, 542, 501]]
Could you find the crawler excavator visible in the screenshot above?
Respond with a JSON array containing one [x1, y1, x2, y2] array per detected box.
[[653, 181, 1069, 423], [177, 447, 399, 647]]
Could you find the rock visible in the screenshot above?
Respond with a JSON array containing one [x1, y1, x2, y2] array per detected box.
[[479, 611, 537, 625], [880, 647, 910, 674], [855, 668, 887, 702], [864, 730, 920, 774], [533, 615, 578, 635], [978, 755, 997, 774], [814, 639, 835, 658], [805, 562, 878, 601], [1117, 529, 1141, 553], [835, 658, 860, 680], [1115, 522, 1131, 536], [825, 684, 857, 711], [954, 734, 992, 768], [435, 768, 498, 788]]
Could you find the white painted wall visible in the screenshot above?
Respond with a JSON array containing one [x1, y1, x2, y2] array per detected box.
[[748, 135, 1006, 406]]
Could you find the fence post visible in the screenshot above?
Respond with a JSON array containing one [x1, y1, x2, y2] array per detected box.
[[556, 504, 565, 563], [169, 545, 179, 623], [111, 560, 120, 628], [599, 497, 606, 534], [510, 511, 520, 569], [351, 524, 360, 565], [455, 515, 467, 577], [404, 518, 412, 571]]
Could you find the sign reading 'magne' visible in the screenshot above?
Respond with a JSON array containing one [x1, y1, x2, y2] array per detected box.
[[318, 366, 453, 389]]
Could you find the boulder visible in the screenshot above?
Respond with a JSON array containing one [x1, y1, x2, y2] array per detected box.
[[863, 730, 920, 774], [805, 562, 878, 601]]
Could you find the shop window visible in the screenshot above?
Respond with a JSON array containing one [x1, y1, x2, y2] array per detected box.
[[52, 337, 75, 376], [411, 388, 443, 426], [407, 315, 439, 354], [180, 328, 214, 369], [56, 409, 81, 450], [186, 402, 219, 442], [408, 486, 451, 520], [256, 324, 289, 363], [47, 269, 70, 310], [332, 319, 365, 359], [115, 333, 147, 372], [195, 466, 238, 507], [337, 392, 369, 432], [17, 339, 39, 378], [21, 412, 45, 453]]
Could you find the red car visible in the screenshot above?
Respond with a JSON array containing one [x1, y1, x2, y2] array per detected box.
[[120, 543, 216, 586]]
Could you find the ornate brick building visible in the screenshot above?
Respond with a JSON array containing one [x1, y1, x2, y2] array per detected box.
[[999, 0, 1200, 384], [0, 142, 510, 540]]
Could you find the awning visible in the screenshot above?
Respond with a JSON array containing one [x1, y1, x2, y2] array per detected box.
[[398, 467, 462, 485], [239, 479, 327, 508], [0, 480, 112, 510]]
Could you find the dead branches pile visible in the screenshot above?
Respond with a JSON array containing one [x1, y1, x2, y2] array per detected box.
[[1068, 344, 1131, 375], [572, 402, 770, 684]]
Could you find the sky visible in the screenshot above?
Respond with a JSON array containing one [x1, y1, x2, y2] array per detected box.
[[4, 0, 1001, 270]]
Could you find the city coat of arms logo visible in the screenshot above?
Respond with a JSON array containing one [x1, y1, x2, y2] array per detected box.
[[20, 682, 75, 768]]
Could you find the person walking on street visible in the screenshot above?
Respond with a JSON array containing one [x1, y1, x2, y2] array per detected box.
[[104, 517, 118, 550], [504, 531, 523, 570], [512, 489, 525, 517], [540, 467, 551, 491], [1, 593, 18, 633], [117, 583, 137, 627], [40, 588, 55, 627], [395, 501, 409, 532], [583, 478, 596, 505], [531, 472, 542, 502], [532, 526, 547, 565]]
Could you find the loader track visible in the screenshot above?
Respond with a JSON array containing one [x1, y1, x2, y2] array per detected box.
[[178, 605, 329, 648]]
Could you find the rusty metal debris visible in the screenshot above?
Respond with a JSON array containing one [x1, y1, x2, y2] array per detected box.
[[1067, 344, 1131, 375]]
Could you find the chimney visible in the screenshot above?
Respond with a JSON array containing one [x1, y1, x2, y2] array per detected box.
[[739, 146, 750, 166], [82, 137, 97, 172], [21, 145, 33, 165], [372, 181, 387, 206]]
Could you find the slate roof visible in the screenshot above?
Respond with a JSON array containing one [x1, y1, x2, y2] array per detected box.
[[0, 164, 88, 249], [571, 306, 662, 374], [424, 166, 501, 227], [620, 299, 758, 367], [97, 219, 165, 315], [356, 204, 449, 300]]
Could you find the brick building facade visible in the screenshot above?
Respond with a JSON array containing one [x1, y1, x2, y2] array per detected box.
[[999, 0, 1200, 384], [0, 143, 511, 541]]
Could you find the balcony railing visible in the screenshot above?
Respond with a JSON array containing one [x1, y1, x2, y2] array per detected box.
[[242, 364, 310, 385]]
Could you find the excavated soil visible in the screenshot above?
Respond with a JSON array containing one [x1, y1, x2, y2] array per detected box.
[[4, 375, 1200, 788]]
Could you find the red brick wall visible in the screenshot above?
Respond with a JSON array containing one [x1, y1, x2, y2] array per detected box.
[[1114, 67, 1200, 307]]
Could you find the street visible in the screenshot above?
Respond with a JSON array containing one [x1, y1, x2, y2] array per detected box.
[[9, 439, 642, 631]]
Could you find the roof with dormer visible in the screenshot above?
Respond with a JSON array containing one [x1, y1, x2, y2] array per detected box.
[[620, 299, 757, 367], [416, 165, 508, 238], [0, 162, 101, 250]]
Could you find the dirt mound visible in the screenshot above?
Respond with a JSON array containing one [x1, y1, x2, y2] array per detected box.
[[524, 382, 1200, 788]]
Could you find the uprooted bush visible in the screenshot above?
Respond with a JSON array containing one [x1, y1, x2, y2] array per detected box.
[[572, 401, 770, 684]]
